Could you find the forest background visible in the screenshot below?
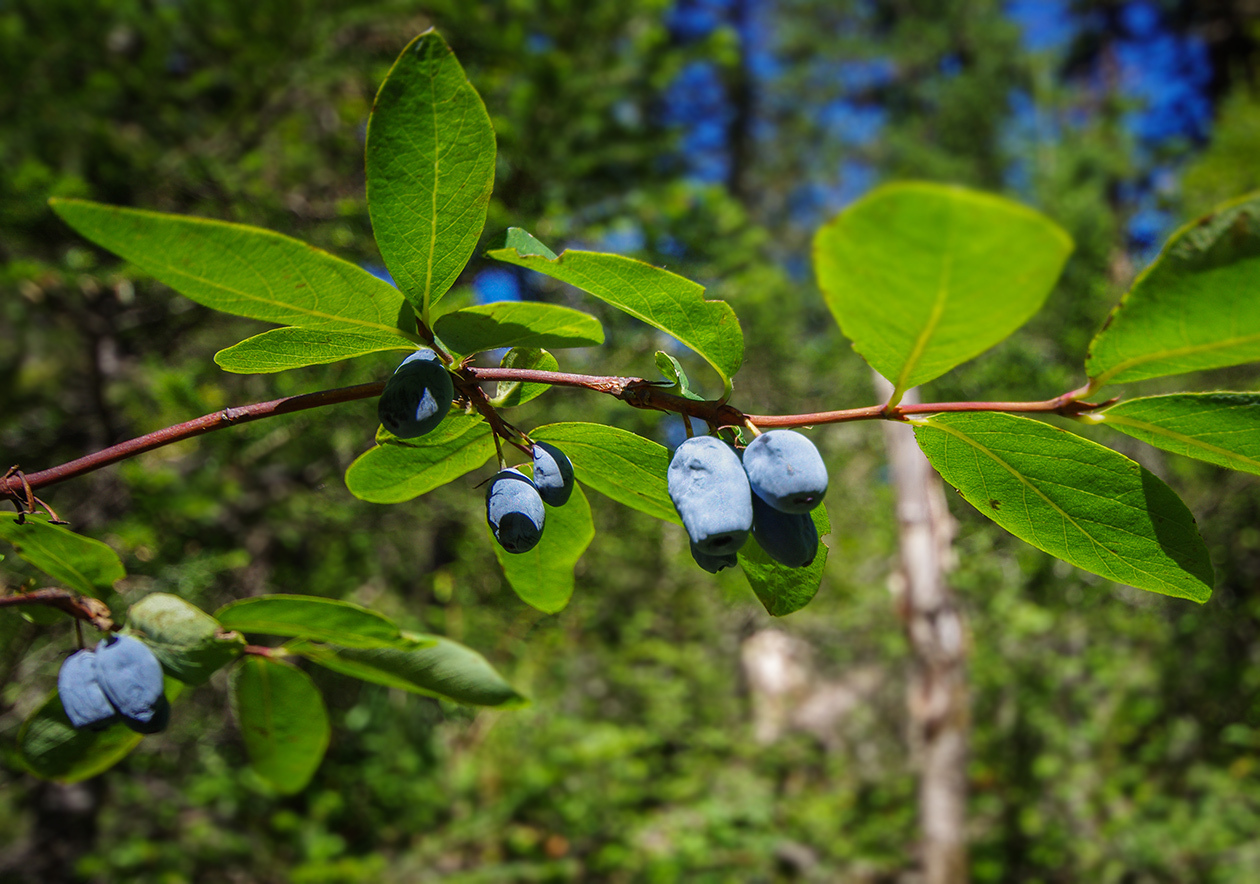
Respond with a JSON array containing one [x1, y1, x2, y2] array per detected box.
[[3, 0, 1260, 881]]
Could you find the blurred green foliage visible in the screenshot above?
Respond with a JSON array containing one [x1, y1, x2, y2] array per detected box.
[[2, 1, 1260, 882]]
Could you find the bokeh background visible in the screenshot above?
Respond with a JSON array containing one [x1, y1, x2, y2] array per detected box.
[[3, 1, 1260, 881]]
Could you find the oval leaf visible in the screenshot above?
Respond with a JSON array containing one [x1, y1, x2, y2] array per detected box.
[[434, 302, 604, 354], [345, 412, 495, 504], [288, 636, 524, 707], [367, 29, 496, 320], [1090, 393, 1260, 476], [914, 412, 1213, 602], [49, 199, 409, 335], [488, 232, 743, 395], [738, 504, 831, 617], [530, 423, 681, 525], [215, 327, 414, 374], [490, 347, 560, 408], [1087, 193, 1260, 386], [19, 679, 183, 783], [0, 517, 125, 597], [491, 474, 594, 614], [127, 592, 245, 685], [216, 595, 404, 649], [813, 183, 1073, 400], [230, 657, 329, 795]]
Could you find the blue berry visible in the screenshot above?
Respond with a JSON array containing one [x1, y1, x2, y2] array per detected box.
[[751, 491, 818, 568], [742, 430, 828, 513], [690, 542, 738, 574], [95, 635, 166, 732], [378, 348, 454, 439], [667, 436, 752, 556], [57, 649, 118, 731], [532, 442, 575, 507], [486, 468, 546, 553]]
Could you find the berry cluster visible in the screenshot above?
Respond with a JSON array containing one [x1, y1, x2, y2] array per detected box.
[[668, 430, 828, 573], [59, 635, 168, 733], [379, 349, 576, 555]]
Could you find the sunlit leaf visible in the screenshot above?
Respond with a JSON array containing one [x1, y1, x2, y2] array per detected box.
[[0, 517, 124, 597], [216, 595, 405, 649], [1087, 193, 1260, 386], [215, 327, 414, 373], [367, 29, 495, 320], [813, 183, 1072, 400], [1090, 393, 1260, 476], [738, 505, 831, 616], [230, 657, 329, 795], [434, 301, 604, 354], [345, 412, 495, 504], [915, 412, 1213, 602]]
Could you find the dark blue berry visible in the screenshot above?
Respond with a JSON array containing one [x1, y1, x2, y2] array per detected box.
[[751, 491, 818, 568], [532, 442, 574, 507], [95, 635, 166, 732], [742, 430, 828, 513], [486, 468, 546, 553], [58, 649, 118, 731], [378, 348, 454, 439], [667, 436, 752, 556]]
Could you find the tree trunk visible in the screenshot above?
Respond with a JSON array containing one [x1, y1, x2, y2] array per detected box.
[[875, 377, 969, 884]]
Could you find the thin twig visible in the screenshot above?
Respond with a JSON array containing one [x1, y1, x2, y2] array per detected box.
[[0, 589, 116, 633]]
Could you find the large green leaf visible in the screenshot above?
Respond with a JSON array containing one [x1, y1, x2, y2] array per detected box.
[[738, 505, 831, 617], [530, 423, 681, 525], [491, 472, 594, 614], [126, 593, 245, 685], [435, 301, 604, 355], [1086, 193, 1260, 386], [345, 412, 495, 504], [0, 517, 124, 597], [50, 199, 409, 334], [367, 29, 495, 323], [1090, 393, 1260, 476], [19, 679, 184, 783], [813, 183, 1073, 401], [230, 657, 329, 795], [488, 231, 743, 395], [489, 347, 559, 408], [216, 595, 407, 649], [915, 412, 1213, 602], [289, 636, 524, 707], [215, 327, 413, 374]]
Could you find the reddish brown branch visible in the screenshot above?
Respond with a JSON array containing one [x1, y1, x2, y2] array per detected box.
[[0, 589, 116, 633]]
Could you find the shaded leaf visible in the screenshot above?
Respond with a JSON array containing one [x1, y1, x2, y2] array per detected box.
[[0, 517, 124, 597], [19, 678, 184, 783], [813, 182, 1072, 399], [738, 505, 831, 616], [230, 657, 329, 795], [289, 636, 524, 707], [216, 595, 404, 649], [126, 593, 244, 685], [50, 199, 408, 334], [531, 423, 681, 525], [489, 231, 742, 394], [345, 412, 495, 504], [490, 348, 559, 408], [1087, 193, 1260, 386], [434, 301, 604, 354], [491, 472, 594, 614], [915, 412, 1213, 602], [1091, 393, 1260, 476], [367, 30, 495, 320], [215, 327, 413, 374]]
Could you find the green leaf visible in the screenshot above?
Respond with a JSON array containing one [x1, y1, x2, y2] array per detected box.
[[345, 412, 495, 504], [530, 423, 681, 525], [489, 230, 743, 395], [434, 301, 604, 354], [489, 347, 559, 408], [367, 29, 496, 322], [49, 198, 409, 335], [0, 517, 124, 597], [216, 595, 405, 649], [1089, 393, 1260, 476], [493, 227, 558, 260], [19, 678, 184, 783], [655, 351, 706, 401], [914, 412, 1214, 602], [215, 327, 414, 374], [230, 657, 329, 795], [1086, 193, 1260, 386], [813, 182, 1073, 400], [491, 472, 594, 614], [126, 593, 245, 685], [289, 636, 524, 707], [738, 505, 831, 617]]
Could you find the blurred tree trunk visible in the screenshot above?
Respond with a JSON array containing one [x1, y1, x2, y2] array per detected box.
[[876, 376, 968, 884]]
